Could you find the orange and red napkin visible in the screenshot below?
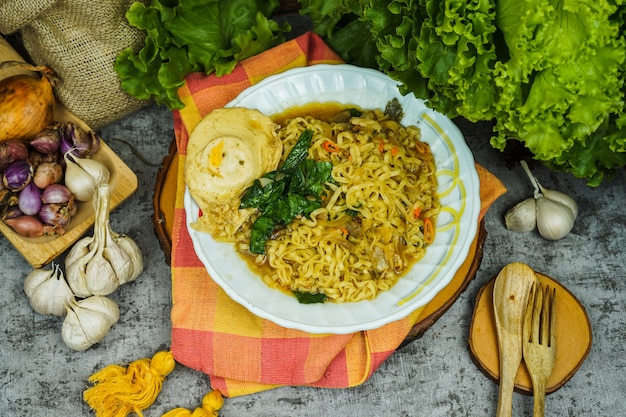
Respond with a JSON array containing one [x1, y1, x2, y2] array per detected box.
[[170, 32, 506, 398]]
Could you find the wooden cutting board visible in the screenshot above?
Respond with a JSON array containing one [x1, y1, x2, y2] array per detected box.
[[151, 140, 487, 344], [0, 36, 138, 268]]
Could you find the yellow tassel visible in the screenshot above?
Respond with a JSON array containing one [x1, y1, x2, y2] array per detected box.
[[162, 391, 224, 417], [84, 350, 176, 417]]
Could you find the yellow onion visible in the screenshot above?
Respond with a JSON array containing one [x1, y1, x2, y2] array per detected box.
[[0, 61, 58, 142]]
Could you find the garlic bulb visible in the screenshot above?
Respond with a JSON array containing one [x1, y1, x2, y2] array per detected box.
[[23, 263, 75, 316], [72, 155, 110, 185], [505, 161, 578, 240], [65, 184, 143, 297], [63, 153, 110, 202], [62, 296, 119, 351]]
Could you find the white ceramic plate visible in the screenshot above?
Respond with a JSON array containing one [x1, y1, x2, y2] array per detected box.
[[184, 64, 480, 334]]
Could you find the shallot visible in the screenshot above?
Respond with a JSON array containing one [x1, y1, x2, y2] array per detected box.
[[3, 160, 32, 191], [17, 182, 41, 216], [61, 122, 101, 158], [4, 215, 55, 237], [33, 162, 63, 189], [29, 123, 62, 154], [0, 140, 28, 169], [42, 184, 73, 204], [39, 203, 73, 230]]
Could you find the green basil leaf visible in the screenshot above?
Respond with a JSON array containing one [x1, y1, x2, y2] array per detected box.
[[293, 290, 328, 304]]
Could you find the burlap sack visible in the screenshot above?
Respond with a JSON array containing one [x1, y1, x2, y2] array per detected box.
[[0, 0, 148, 129]]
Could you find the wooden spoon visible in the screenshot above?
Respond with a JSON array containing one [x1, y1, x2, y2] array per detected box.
[[493, 262, 536, 417]]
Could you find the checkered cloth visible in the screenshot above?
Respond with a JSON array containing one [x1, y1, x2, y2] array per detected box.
[[170, 32, 505, 397]]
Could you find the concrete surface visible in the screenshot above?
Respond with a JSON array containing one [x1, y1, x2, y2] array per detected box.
[[2, 15, 626, 417]]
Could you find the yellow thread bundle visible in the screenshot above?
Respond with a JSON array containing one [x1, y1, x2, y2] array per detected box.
[[162, 391, 224, 417], [83, 350, 223, 416], [83, 350, 176, 416]]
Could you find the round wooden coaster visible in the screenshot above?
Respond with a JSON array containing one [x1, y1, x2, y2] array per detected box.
[[151, 139, 487, 344], [468, 271, 592, 394]]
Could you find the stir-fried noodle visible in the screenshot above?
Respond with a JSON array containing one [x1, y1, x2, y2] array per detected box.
[[232, 107, 439, 303]]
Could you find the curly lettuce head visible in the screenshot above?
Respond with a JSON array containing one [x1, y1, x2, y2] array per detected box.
[[490, 0, 626, 185], [301, 0, 626, 185]]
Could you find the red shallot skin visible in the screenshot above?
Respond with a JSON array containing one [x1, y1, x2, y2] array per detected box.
[[0, 188, 20, 220], [67, 195, 77, 216], [61, 122, 101, 158], [29, 123, 62, 154], [41, 183, 72, 204], [2, 160, 33, 191], [3, 204, 23, 220], [28, 149, 62, 170], [4, 215, 54, 237], [38, 202, 72, 228], [18, 182, 42, 216], [0, 140, 29, 170]]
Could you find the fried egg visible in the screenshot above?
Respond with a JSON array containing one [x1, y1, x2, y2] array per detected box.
[[185, 107, 283, 237]]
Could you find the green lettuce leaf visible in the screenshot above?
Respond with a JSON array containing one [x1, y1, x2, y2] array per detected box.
[[298, 0, 379, 68], [299, 0, 626, 185], [115, 0, 290, 109], [415, 0, 498, 121]]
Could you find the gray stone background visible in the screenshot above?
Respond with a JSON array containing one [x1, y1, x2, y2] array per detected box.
[[1, 12, 625, 417]]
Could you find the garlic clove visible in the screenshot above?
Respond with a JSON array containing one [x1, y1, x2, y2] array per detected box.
[[539, 185, 578, 219], [103, 221, 135, 283], [81, 187, 121, 295], [61, 296, 119, 351], [71, 156, 110, 187], [23, 263, 75, 316], [79, 295, 121, 324], [65, 235, 98, 297], [72, 300, 115, 343], [114, 233, 144, 283], [105, 222, 143, 284], [62, 303, 93, 351], [84, 247, 121, 296], [504, 197, 537, 233], [511, 160, 578, 241], [23, 268, 54, 298], [536, 197, 576, 240]]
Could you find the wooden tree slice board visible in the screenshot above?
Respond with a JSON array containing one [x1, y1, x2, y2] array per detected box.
[[468, 271, 592, 394], [151, 140, 487, 344]]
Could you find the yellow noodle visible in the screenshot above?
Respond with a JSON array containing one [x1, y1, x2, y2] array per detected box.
[[229, 108, 439, 303]]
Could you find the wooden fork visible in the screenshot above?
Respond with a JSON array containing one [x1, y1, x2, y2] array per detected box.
[[523, 281, 556, 417]]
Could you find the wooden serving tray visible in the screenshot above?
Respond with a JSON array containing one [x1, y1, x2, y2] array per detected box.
[[0, 36, 138, 268], [469, 271, 592, 394], [151, 140, 487, 343]]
